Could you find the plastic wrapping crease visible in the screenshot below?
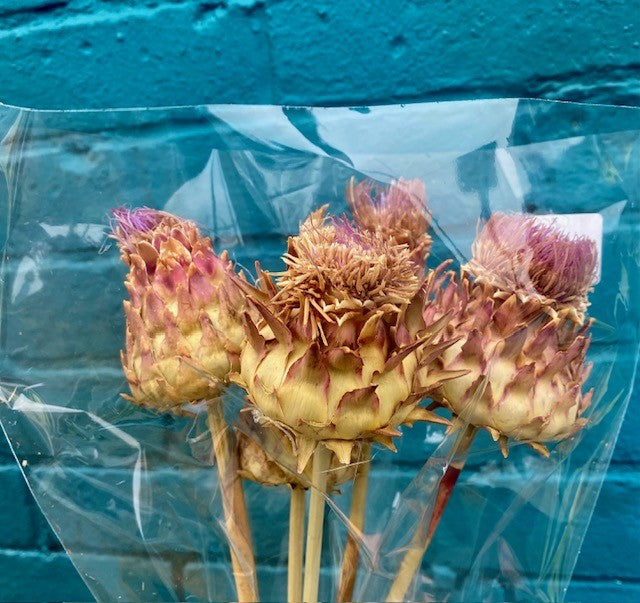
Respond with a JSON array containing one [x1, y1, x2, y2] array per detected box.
[[0, 99, 639, 602]]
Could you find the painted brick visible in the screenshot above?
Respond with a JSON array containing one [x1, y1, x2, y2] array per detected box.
[[267, 0, 640, 106], [0, 466, 36, 548], [27, 465, 225, 557], [613, 371, 640, 465], [0, 255, 125, 367], [75, 552, 176, 601], [0, 549, 91, 602], [0, 369, 237, 472], [573, 472, 640, 581], [0, 548, 182, 601], [0, 2, 638, 110], [0, 2, 273, 110], [0, 116, 215, 242], [566, 580, 640, 603], [0, 441, 12, 463], [13, 463, 265, 559]]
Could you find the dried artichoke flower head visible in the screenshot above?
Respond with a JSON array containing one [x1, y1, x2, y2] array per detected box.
[[347, 177, 432, 268], [236, 413, 359, 492], [431, 213, 597, 456], [277, 207, 423, 335], [234, 207, 456, 472], [111, 207, 246, 412], [464, 213, 598, 323]]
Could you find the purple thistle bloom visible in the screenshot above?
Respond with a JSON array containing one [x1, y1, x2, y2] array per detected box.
[[110, 207, 165, 244], [467, 212, 598, 318]]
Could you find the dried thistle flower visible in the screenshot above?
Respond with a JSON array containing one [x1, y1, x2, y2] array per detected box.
[[111, 207, 246, 411], [464, 213, 598, 323], [233, 207, 456, 472], [423, 214, 598, 456], [236, 414, 359, 491], [347, 177, 432, 268], [273, 207, 423, 340], [428, 275, 593, 456]]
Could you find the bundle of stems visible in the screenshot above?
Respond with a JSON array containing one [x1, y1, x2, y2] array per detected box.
[[112, 189, 598, 603]]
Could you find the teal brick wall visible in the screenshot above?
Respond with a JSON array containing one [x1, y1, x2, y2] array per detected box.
[[0, 1, 639, 601]]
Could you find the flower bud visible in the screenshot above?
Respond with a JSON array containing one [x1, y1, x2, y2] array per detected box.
[[111, 207, 245, 411], [236, 415, 359, 491]]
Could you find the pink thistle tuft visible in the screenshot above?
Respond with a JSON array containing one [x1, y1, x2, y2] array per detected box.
[[110, 207, 167, 243], [465, 212, 598, 320], [109, 207, 201, 272]]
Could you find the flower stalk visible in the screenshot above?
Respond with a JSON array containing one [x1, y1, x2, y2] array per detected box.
[[385, 425, 477, 602], [302, 444, 331, 603], [288, 486, 306, 603], [207, 401, 259, 602], [337, 442, 372, 602]]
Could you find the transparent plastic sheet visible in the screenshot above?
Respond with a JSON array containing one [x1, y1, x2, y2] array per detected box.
[[0, 99, 638, 602]]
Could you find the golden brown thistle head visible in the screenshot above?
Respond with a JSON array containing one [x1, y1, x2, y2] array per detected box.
[[271, 206, 422, 342], [111, 207, 246, 412], [347, 178, 432, 268], [464, 213, 598, 323], [430, 273, 594, 457], [233, 208, 457, 472]]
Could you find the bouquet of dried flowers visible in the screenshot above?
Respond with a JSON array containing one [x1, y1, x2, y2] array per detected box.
[[109, 174, 599, 602], [1, 98, 637, 603]]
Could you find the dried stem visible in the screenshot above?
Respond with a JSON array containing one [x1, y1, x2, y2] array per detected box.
[[302, 444, 331, 602], [386, 426, 477, 602], [207, 401, 259, 602], [288, 486, 307, 602], [337, 442, 372, 602]]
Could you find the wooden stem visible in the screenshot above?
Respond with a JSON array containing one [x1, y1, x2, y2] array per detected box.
[[288, 486, 307, 603], [337, 442, 372, 602], [302, 444, 331, 603], [385, 426, 477, 602], [207, 401, 259, 602]]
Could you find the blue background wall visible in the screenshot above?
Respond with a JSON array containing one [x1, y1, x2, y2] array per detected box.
[[0, 1, 638, 601]]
